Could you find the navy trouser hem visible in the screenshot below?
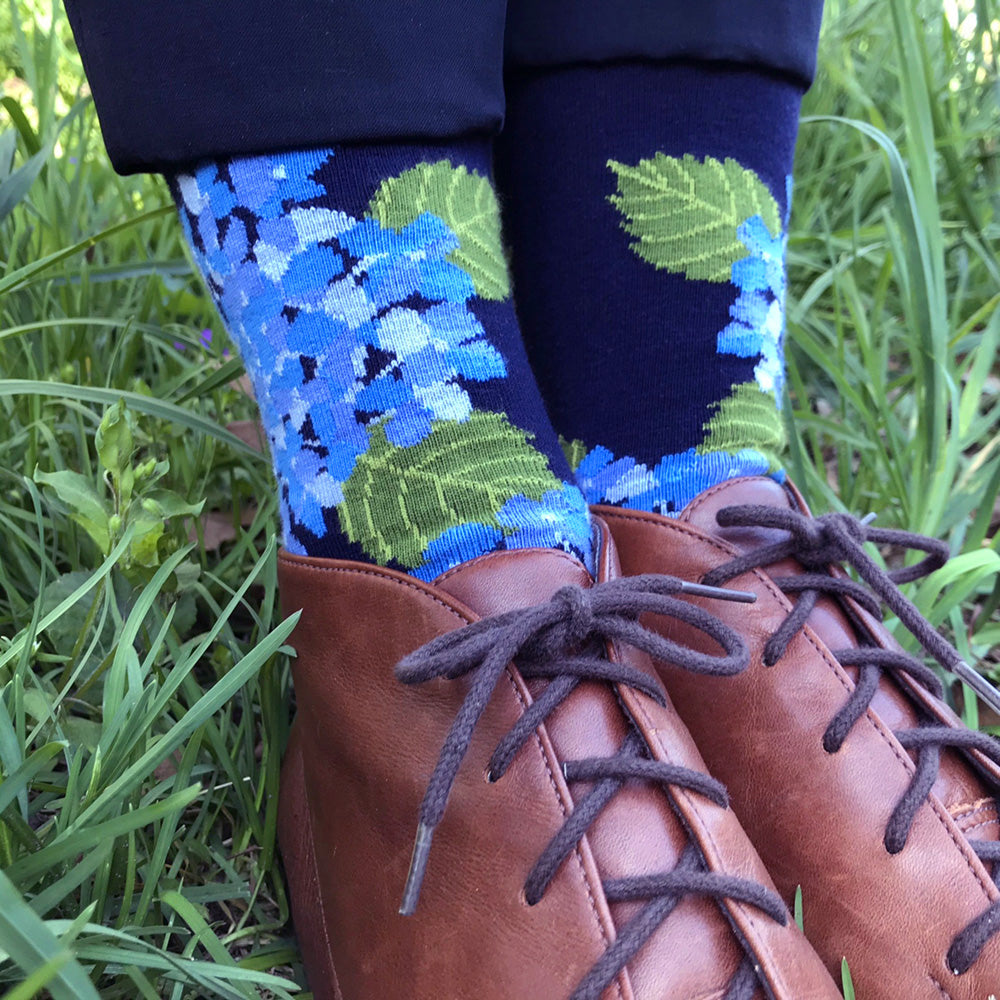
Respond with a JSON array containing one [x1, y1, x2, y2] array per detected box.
[[63, 1, 823, 175], [504, 1, 822, 87]]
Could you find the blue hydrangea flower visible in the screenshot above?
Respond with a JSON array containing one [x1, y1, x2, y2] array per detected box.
[[341, 213, 477, 308], [717, 205, 789, 401], [173, 162, 510, 547], [413, 487, 596, 581], [640, 448, 776, 512], [358, 300, 506, 444], [414, 522, 504, 582], [496, 488, 594, 572], [574, 444, 777, 517], [227, 151, 329, 218], [575, 446, 659, 507], [284, 440, 334, 537]]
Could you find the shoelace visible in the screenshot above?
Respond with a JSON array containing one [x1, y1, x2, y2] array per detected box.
[[701, 503, 1000, 976], [395, 573, 787, 1000]]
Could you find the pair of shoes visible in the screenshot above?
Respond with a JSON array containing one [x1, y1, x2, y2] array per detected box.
[[278, 477, 1000, 998]]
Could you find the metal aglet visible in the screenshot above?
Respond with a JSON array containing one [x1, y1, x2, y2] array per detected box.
[[679, 581, 757, 604], [399, 821, 435, 916], [953, 659, 1000, 718]]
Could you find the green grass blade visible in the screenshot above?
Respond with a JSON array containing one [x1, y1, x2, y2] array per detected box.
[[0, 382, 261, 460], [0, 870, 101, 1000]]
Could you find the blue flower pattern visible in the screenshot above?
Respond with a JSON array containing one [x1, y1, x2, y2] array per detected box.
[[716, 213, 787, 401], [175, 150, 593, 573], [574, 170, 791, 517], [575, 445, 774, 517]]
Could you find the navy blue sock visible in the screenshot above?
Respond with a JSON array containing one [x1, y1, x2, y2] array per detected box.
[[171, 139, 593, 579], [496, 62, 805, 515]]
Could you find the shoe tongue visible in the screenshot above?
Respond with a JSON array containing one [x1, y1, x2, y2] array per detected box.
[[433, 548, 594, 619], [679, 476, 799, 553]]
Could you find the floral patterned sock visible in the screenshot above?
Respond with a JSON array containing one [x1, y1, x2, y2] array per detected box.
[[170, 140, 593, 579], [496, 62, 804, 515]]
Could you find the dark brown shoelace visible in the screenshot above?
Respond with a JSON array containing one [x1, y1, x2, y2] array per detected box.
[[701, 503, 1000, 976], [395, 573, 787, 1000]]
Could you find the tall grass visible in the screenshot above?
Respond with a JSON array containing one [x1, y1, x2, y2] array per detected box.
[[1, 4, 304, 996], [0, 0, 997, 996], [788, 0, 1000, 686]]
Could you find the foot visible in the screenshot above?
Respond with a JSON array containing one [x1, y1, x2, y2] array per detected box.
[[277, 517, 839, 998], [601, 476, 1000, 998]]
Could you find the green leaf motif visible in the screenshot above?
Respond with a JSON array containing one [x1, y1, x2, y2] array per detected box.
[[607, 154, 781, 282], [368, 160, 511, 300], [698, 382, 786, 469], [559, 436, 590, 473], [338, 412, 561, 568]]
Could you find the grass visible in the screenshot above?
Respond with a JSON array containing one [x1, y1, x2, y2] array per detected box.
[[789, 0, 1000, 690], [0, 0, 997, 996]]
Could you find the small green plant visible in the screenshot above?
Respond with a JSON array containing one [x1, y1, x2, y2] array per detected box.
[[34, 398, 203, 575]]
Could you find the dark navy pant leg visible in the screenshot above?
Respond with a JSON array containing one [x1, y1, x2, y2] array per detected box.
[[62, 0, 509, 174], [63, 1, 823, 176], [504, 1, 824, 89]]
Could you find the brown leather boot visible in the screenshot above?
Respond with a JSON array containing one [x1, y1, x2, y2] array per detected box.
[[599, 477, 1000, 999], [277, 517, 839, 999]]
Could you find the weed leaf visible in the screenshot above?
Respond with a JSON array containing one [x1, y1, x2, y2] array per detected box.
[[841, 957, 855, 999], [0, 143, 49, 223], [0, 870, 100, 1000], [33, 468, 110, 553], [0, 129, 17, 180]]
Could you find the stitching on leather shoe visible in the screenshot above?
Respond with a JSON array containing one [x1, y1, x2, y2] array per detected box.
[[692, 503, 1000, 969], [394, 572, 785, 999], [434, 546, 587, 586], [285, 559, 634, 998], [301, 774, 344, 1000], [624, 688, 789, 999], [951, 800, 1000, 847], [602, 509, 999, 907], [290, 559, 623, 975], [680, 476, 763, 522], [950, 798, 998, 824], [501, 665, 625, 997], [928, 974, 953, 999], [959, 816, 1000, 836]]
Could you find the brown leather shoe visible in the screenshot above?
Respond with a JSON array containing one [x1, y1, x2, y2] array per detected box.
[[277, 517, 839, 999], [599, 477, 1000, 998]]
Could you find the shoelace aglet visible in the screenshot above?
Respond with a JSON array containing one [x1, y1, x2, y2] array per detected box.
[[860, 512, 878, 525], [680, 581, 756, 604], [952, 658, 1000, 718], [399, 821, 435, 916]]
